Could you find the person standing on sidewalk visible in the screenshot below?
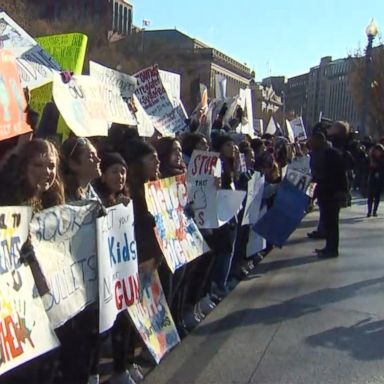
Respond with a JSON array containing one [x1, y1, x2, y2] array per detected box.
[[366, 143, 384, 217], [310, 131, 348, 258]]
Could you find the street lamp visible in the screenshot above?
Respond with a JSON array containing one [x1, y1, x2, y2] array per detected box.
[[360, 19, 379, 136]]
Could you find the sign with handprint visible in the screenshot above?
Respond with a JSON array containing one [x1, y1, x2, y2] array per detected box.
[[0, 50, 31, 141]]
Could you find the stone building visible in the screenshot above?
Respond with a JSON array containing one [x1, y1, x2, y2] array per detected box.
[[124, 29, 253, 114]]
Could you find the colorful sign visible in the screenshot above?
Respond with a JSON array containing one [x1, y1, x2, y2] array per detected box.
[[127, 271, 180, 364], [36, 33, 88, 75], [97, 204, 139, 333], [0, 207, 59, 375], [145, 174, 208, 272], [0, 12, 60, 89], [134, 65, 186, 136], [0, 50, 31, 141], [30, 203, 99, 328]]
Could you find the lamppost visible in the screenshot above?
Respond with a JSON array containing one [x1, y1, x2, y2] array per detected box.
[[360, 19, 379, 136]]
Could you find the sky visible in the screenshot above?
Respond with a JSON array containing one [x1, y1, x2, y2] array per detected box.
[[132, 0, 383, 81]]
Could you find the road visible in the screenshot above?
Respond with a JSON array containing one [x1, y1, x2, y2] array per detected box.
[[143, 197, 384, 384]]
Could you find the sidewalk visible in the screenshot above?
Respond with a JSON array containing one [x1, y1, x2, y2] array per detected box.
[[141, 197, 384, 384]]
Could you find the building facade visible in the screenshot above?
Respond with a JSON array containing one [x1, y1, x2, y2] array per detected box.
[[124, 29, 253, 114]]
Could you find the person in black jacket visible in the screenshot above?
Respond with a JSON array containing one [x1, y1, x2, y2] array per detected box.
[[366, 144, 384, 217], [310, 132, 348, 258]]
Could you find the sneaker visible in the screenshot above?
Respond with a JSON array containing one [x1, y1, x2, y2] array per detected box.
[[373, 212, 378, 217], [110, 371, 137, 384], [129, 364, 144, 382], [87, 374, 100, 384], [367, 212, 372, 218], [196, 295, 216, 316]]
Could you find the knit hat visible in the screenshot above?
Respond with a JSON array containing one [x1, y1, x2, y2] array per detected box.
[[123, 140, 156, 165], [100, 152, 128, 173]]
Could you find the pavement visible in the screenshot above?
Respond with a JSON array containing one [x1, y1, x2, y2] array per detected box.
[[142, 197, 384, 384]]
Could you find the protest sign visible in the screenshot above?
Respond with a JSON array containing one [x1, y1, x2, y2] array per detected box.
[[286, 156, 312, 194], [247, 206, 267, 257], [266, 116, 277, 135], [242, 172, 265, 225], [145, 174, 208, 272], [254, 180, 309, 247], [30, 203, 99, 328], [215, 74, 227, 99], [97, 204, 139, 333], [290, 117, 307, 141], [0, 207, 59, 375], [134, 65, 186, 136], [0, 50, 31, 141], [159, 69, 181, 108], [127, 271, 180, 364], [187, 150, 221, 228], [0, 12, 60, 89], [37, 33, 87, 75], [285, 119, 295, 144], [132, 94, 155, 137], [187, 151, 245, 228], [89, 61, 137, 100], [53, 73, 136, 137]]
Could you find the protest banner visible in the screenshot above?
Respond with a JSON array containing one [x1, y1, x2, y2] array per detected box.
[[134, 65, 186, 136], [187, 151, 245, 229], [145, 174, 208, 272], [0, 207, 59, 375], [0, 12, 60, 89], [254, 180, 309, 247], [127, 271, 180, 364], [89, 61, 137, 100], [290, 116, 307, 141], [30, 203, 99, 328], [97, 204, 139, 333], [242, 172, 265, 226], [0, 50, 31, 141], [37, 33, 88, 75]]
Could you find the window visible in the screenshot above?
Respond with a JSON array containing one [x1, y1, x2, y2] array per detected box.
[[119, 4, 123, 33], [128, 8, 133, 34], [123, 7, 128, 34], [114, 2, 119, 30]]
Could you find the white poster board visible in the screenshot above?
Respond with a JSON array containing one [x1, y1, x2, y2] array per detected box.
[[97, 204, 139, 333]]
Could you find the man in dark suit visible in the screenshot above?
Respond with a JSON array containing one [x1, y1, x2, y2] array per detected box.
[[310, 131, 348, 258]]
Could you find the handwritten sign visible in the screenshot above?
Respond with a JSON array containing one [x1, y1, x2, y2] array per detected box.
[[145, 175, 208, 272], [127, 271, 180, 364], [0, 12, 60, 89], [97, 204, 139, 333], [30, 203, 99, 328], [0, 207, 59, 375], [134, 65, 186, 136], [0, 50, 31, 141], [89, 61, 137, 99], [37, 33, 88, 75]]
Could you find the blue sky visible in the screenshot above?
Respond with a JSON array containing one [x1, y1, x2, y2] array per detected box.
[[132, 0, 383, 80]]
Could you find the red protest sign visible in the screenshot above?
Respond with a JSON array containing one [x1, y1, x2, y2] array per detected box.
[[0, 50, 31, 141]]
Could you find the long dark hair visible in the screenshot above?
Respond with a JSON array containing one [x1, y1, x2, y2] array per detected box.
[[154, 137, 186, 177], [13, 139, 65, 211], [61, 137, 91, 200]]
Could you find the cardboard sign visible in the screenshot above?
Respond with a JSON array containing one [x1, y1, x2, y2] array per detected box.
[[0, 207, 59, 375], [290, 117, 307, 141], [97, 204, 139, 333], [159, 69, 181, 108], [37, 33, 88, 75], [0, 50, 31, 141], [30, 203, 99, 328], [0, 12, 60, 89], [134, 65, 186, 136], [286, 156, 312, 194], [145, 175, 208, 272], [127, 271, 180, 364]]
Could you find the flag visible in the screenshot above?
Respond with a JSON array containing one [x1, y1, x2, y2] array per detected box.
[[143, 19, 151, 27]]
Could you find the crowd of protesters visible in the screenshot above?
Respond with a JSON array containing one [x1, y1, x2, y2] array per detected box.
[[0, 86, 383, 384]]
